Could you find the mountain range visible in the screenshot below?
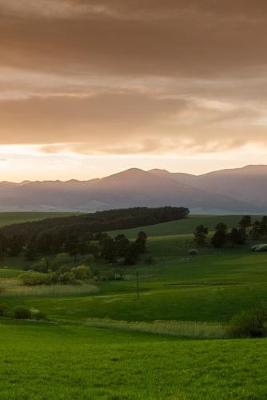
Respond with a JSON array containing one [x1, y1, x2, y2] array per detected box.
[[0, 165, 267, 213]]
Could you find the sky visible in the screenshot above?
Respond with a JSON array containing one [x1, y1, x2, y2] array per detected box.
[[0, 0, 267, 181]]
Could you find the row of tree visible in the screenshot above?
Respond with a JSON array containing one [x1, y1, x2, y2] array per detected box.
[[194, 215, 267, 248], [0, 229, 147, 267], [0, 206, 187, 260], [0, 207, 189, 243]]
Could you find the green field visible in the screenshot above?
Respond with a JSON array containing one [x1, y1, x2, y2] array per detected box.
[[0, 212, 76, 227], [110, 214, 245, 238], [1, 213, 267, 399], [1, 320, 267, 400]]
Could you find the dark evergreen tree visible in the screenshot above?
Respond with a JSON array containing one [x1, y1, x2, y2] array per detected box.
[[135, 231, 147, 254], [211, 223, 228, 248], [114, 234, 130, 258], [7, 235, 24, 257], [101, 236, 115, 262], [125, 242, 140, 265], [0, 234, 7, 258], [228, 228, 246, 246], [194, 225, 208, 246], [63, 234, 81, 261], [239, 215, 252, 229], [211, 230, 227, 248], [215, 223, 227, 233], [259, 216, 267, 237], [250, 220, 261, 240]]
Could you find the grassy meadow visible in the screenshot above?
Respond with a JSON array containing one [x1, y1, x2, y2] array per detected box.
[[110, 214, 244, 238], [0, 211, 76, 227], [1, 213, 267, 399]]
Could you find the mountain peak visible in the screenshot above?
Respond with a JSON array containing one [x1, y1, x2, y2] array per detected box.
[[149, 168, 171, 176], [104, 168, 147, 180]]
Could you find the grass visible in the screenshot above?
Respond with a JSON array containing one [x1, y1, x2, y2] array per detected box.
[[0, 320, 267, 399], [85, 318, 226, 338], [0, 282, 99, 297], [110, 214, 246, 238], [1, 212, 267, 398], [0, 211, 76, 227], [3, 248, 266, 324]]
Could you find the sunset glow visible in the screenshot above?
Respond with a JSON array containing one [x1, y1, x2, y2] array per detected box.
[[0, 1, 267, 180]]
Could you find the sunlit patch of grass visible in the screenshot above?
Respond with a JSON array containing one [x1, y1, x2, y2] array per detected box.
[[0, 283, 99, 297], [85, 318, 226, 339], [0, 268, 22, 278]]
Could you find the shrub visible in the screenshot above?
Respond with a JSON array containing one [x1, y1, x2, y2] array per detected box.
[[51, 253, 73, 270], [99, 270, 116, 281], [31, 309, 46, 320], [58, 265, 72, 274], [72, 265, 93, 280], [87, 242, 100, 258], [14, 306, 32, 320], [32, 258, 49, 273], [252, 244, 267, 252], [19, 272, 54, 286], [57, 271, 76, 284], [188, 249, 199, 256], [227, 309, 266, 338], [0, 303, 8, 317], [76, 265, 91, 279]]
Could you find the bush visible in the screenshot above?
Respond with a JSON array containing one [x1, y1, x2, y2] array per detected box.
[[32, 258, 49, 273], [31, 309, 46, 320], [251, 244, 267, 252], [188, 249, 199, 256], [14, 306, 32, 320], [57, 271, 76, 284], [71, 265, 93, 280], [227, 309, 266, 338], [99, 270, 116, 281], [0, 303, 8, 317], [51, 253, 73, 270], [19, 272, 54, 286]]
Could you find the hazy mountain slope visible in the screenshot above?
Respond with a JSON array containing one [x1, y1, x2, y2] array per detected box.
[[0, 166, 265, 212], [87, 168, 253, 211], [198, 165, 267, 208], [156, 165, 267, 210]]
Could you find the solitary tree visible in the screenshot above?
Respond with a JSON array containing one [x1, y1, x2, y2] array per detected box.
[[101, 236, 115, 263], [239, 215, 252, 229], [228, 228, 246, 246], [211, 223, 228, 248], [114, 234, 130, 258], [135, 231, 147, 254], [194, 225, 208, 247]]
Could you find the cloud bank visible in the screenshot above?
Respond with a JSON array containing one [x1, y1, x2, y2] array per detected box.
[[0, 0, 267, 156]]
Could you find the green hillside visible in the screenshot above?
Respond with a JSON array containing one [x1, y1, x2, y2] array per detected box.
[[110, 214, 246, 238], [0, 211, 267, 399], [0, 212, 76, 227], [0, 320, 267, 400]]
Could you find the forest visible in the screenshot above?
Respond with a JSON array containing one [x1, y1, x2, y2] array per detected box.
[[0, 207, 189, 260]]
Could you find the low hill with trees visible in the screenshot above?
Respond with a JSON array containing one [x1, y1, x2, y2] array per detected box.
[[0, 207, 189, 260]]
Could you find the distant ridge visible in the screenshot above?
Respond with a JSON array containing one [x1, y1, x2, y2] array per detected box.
[[0, 165, 266, 213]]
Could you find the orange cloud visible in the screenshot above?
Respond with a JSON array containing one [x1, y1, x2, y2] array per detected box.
[[0, 0, 267, 158]]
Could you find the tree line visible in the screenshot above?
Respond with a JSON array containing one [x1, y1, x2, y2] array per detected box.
[[16, 230, 148, 287], [194, 215, 267, 248], [0, 207, 189, 260]]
